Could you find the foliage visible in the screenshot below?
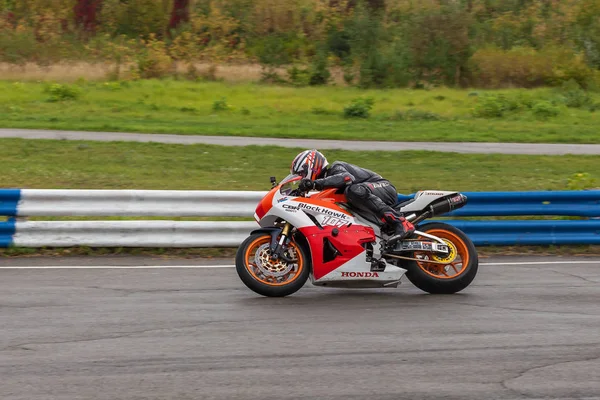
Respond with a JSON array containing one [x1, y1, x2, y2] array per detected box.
[[2, 0, 600, 88], [531, 101, 560, 120], [557, 80, 594, 109], [43, 83, 82, 102], [343, 97, 375, 118]]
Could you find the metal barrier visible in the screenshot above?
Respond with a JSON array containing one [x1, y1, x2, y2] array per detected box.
[[1, 189, 599, 247]]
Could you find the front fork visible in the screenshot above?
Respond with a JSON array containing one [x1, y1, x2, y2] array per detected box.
[[269, 222, 296, 263]]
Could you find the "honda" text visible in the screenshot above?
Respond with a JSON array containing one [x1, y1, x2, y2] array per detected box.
[[341, 271, 379, 278]]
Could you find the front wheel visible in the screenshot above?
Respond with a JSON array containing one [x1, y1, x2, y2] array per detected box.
[[402, 222, 478, 294], [235, 232, 310, 297]]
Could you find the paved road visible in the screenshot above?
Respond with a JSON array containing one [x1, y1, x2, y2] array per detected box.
[[2, 128, 600, 155], [2, 255, 600, 400]]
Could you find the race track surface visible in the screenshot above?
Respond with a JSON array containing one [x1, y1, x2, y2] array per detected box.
[[2, 255, 600, 400], [3, 128, 600, 155]]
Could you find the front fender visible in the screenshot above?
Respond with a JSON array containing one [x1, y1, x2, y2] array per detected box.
[[249, 227, 313, 272], [250, 227, 283, 251]]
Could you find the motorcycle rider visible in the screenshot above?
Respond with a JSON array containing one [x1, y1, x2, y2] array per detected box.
[[291, 149, 415, 247]]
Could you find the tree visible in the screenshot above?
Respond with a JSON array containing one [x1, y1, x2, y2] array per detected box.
[[169, 0, 190, 30], [74, 0, 102, 33]]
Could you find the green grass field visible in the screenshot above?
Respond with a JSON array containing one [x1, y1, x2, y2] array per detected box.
[[1, 138, 598, 193], [2, 79, 600, 143]]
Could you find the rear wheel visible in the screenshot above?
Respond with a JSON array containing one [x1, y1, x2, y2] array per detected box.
[[402, 222, 478, 294], [235, 232, 310, 297]]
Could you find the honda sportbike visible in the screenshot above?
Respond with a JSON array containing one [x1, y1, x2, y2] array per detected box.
[[235, 174, 478, 297]]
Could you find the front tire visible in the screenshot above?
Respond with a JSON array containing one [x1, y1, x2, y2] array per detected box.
[[402, 222, 478, 294], [235, 232, 310, 297]]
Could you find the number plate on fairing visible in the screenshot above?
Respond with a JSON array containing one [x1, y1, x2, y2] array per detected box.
[[395, 241, 448, 253]]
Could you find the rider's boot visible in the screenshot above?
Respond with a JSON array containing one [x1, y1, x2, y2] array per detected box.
[[381, 211, 415, 248]]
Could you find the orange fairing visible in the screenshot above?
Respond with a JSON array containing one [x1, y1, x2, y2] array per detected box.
[[301, 189, 351, 215], [255, 187, 276, 220]]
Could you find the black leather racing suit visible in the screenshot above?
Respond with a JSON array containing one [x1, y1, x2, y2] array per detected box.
[[312, 161, 404, 226]]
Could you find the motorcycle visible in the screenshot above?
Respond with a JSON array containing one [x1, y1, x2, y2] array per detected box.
[[235, 173, 478, 297]]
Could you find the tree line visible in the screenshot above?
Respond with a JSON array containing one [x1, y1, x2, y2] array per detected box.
[[1, 0, 600, 88]]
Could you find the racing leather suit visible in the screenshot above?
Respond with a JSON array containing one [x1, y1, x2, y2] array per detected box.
[[310, 161, 414, 240]]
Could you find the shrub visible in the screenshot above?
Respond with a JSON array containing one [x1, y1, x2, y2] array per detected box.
[[308, 45, 331, 86], [136, 35, 173, 79], [531, 101, 560, 119], [471, 93, 537, 118], [44, 84, 82, 102], [471, 95, 507, 118], [212, 97, 230, 112], [286, 66, 311, 87], [343, 97, 375, 119], [468, 46, 596, 89], [557, 80, 593, 108]]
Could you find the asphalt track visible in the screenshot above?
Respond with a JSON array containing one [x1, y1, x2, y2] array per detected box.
[[3, 128, 600, 155], [2, 255, 600, 400]]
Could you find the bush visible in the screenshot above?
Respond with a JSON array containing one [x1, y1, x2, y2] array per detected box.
[[343, 97, 375, 119], [531, 101, 560, 119], [136, 35, 173, 79], [471, 92, 538, 118], [471, 95, 507, 118], [212, 97, 231, 112], [468, 46, 596, 89], [557, 80, 593, 108], [308, 45, 331, 86], [286, 66, 311, 87], [44, 84, 82, 102]]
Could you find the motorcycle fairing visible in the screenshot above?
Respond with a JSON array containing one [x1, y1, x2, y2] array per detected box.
[[310, 250, 407, 288], [255, 187, 408, 286], [296, 225, 375, 281]]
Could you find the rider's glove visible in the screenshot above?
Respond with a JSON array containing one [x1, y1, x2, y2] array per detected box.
[[299, 178, 315, 192]]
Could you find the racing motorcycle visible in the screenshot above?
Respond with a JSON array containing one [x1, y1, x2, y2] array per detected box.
[[235, 173, 478, 297]]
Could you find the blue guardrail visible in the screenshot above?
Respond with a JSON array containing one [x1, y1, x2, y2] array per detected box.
[[0, 189, 598, 247], [0, 190, 20, 247]]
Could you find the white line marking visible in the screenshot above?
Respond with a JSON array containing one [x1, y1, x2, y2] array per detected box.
[[0, 260, 598, 269]]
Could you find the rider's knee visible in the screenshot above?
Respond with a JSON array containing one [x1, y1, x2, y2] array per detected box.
[[346, 184, 369, 202]]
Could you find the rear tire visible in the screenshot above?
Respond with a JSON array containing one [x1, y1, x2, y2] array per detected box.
[[402, 222, 478, 294], [235, 232, 310, 297]]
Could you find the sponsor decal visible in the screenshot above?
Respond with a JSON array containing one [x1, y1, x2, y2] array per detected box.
[[424, 192, 445, 196], [277, 197, 289, 203], [450, 195, 464, 204], [282, 204, 299, 212], [367, 181, 390, 189], [341, 271, 380, 278], [321, 215, 348, 228], [297, 202, 350, 220]]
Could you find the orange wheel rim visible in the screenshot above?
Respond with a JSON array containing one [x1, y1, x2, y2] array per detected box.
[[413, 229, 470, 279], [244, 236, 304, 286]]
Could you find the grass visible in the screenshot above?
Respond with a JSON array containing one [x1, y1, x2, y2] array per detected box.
[[2, 79, 600, 143], [1, 138, 599, 193]]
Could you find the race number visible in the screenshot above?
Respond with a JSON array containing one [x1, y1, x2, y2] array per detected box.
[[322, 216, 347, 228]]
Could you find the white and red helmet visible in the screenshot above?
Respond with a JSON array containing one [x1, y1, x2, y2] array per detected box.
[[290, 149, 329, 180]]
